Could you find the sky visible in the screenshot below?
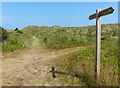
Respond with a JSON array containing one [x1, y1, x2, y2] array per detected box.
[[2, 2, 118, 29], [1, 0, 119, 2]]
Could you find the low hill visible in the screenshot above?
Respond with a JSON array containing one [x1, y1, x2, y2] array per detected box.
[[1, 23, 118, 52]]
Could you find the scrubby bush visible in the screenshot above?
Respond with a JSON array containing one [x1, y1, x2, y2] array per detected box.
[[2, 40, 24, 52], [0, 27, 8, 41], [16, 30, 23, 34]]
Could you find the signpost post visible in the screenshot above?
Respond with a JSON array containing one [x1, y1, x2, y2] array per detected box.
[[88, 7, 114, 79]]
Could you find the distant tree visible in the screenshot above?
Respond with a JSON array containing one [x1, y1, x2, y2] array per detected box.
[[15, 28, 19, 31]]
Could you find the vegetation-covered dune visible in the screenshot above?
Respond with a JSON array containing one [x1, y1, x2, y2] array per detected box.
[[1, 24, 118, 52], [1, 24, 119, 86]]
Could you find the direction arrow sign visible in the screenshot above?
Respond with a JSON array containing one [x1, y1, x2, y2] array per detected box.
[[89, 7, 114, 20], [88, 7, 114, 80]]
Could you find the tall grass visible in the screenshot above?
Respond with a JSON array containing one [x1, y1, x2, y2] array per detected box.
[[52, 38, 118, 86]]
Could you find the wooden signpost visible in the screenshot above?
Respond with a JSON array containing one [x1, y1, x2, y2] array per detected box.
[[88, 7, 114, 79]]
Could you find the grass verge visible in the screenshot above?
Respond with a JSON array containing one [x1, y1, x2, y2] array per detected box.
[[52, 39, 118, 86]]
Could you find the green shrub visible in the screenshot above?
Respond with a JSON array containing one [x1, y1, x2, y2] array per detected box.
[[2, 40, 24, 52], [0, 27, 8, 41], [16, 30, 23, 34]]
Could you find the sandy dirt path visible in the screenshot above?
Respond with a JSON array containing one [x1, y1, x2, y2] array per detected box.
[[2, 37, 86, 86], [2, 46, 85, 86]]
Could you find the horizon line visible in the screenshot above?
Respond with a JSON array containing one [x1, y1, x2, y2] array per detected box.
[[2, 23, 118, 30]]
